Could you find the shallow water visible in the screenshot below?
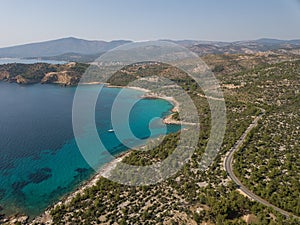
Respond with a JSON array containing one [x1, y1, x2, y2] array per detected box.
[[0, 82, 180, 217]]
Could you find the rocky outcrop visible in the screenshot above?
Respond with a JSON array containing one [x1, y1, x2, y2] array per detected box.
[[41, 71, 80, 86], [0, 62, 88, 86], [0, 71, 9, 80], [1, 214, 29, 225], [14, 75, 30, 84], [0, 72, 36, 84]]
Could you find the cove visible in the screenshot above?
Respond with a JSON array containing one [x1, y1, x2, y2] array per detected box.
[[0, 82, 180, 217]]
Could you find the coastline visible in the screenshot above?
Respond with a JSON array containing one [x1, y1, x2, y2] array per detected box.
[[79, 81, 106, 85], [31, 151, 131, 224], [141, 93, 181, 125], [79, 82, 182, 124], [1, 81, 184, 224], [29, 83, 181, 224]]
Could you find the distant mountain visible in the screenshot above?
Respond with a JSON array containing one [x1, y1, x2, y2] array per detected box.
[[160, 39, 230, 47], [0, 37, 299, 60], [189, 38, 300, 56], [0, 37, 132, 58], [36, 52, 104, 63], [253, 38, 300, 45]]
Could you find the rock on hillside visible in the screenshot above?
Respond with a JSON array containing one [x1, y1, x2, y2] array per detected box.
[[41, 71, 80, 86], [0, 62, 89, 86]]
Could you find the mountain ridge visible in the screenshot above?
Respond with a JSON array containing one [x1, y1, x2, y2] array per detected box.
[[0, 37, 300, 60], [0, 37, 132, 58]]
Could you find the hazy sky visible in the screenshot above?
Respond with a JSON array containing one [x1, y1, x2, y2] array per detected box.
[[1, 0, 300, 47]]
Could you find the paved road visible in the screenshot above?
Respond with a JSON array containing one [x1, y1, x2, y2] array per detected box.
[[224, 109, 299, 219]]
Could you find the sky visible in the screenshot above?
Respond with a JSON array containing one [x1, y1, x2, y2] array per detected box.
[[0, 0, 300, 47]]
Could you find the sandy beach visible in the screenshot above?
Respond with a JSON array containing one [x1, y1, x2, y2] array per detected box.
[[30, 84, 183, 224], [76, 82, 184, 125], [31, 151, 131, 224], [79, 81, 106, 85]]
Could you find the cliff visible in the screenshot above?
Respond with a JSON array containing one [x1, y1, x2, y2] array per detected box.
[[0, 62, 88, 86], [41, 71, 80, 86]]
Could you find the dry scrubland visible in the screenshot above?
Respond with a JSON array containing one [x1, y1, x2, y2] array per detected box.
[[1, 48, 300, 225]]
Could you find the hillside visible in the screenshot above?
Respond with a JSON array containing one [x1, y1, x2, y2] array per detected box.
[[0, 45, 299, 86], [0, 38, 300, 62], [0, 62, 88, 86], [42, 58, 300, 225], [189, 40, 300, 56], [0, 44, 299, 225], [0, 37, 131, 58]]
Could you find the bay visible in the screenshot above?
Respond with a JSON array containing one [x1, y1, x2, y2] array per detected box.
[[0, 82, 180, 217], [0, 58, 66, 65]]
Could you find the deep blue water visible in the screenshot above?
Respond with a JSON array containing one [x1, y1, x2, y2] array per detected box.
[[0, 82, 180, 217]]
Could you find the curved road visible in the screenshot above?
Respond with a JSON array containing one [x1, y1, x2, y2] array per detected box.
[[224, 109, 299, 219]]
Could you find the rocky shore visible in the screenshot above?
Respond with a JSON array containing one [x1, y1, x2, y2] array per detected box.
[[0, 62, 87, 86]]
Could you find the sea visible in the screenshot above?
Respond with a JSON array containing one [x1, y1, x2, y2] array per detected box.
[[0, 82, 180, 218], [0, 58, 66, 65]]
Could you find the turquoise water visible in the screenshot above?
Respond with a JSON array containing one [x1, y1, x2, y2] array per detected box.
[[0, 82, 180, 217]]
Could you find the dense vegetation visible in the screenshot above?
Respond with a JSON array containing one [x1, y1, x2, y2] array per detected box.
[[230, 61, 300, 216]]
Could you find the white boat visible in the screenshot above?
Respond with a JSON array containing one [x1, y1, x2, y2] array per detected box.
[[108, 129, 114, 132]]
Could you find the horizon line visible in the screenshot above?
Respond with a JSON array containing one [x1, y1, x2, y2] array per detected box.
[[1, 36, 300, 49]]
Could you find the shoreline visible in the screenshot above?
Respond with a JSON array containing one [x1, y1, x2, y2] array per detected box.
[[141, 93, 182, 125], [1, 82, 183, 224], [79, 82, 183, 125], [29, 83, 181, 224], [31, 151, 131, 224]]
